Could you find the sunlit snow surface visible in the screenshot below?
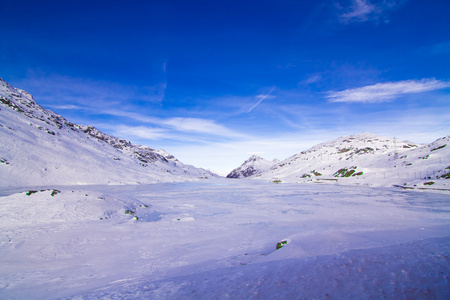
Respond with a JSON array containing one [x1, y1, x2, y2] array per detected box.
[[1, 180, 449, 299]]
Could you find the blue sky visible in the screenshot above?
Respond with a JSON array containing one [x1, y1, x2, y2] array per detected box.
[[1, 0, 450, 174]]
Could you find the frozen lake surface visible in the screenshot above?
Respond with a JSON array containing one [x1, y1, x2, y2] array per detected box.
[[1, 180, 449, 299]]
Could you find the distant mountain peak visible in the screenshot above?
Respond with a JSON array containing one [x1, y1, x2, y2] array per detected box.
[[245, 155, 264, 163], [227, 155, 279, 178]]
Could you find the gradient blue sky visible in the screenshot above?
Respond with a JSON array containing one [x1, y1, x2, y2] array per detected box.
[[1, 0, 450, 174]]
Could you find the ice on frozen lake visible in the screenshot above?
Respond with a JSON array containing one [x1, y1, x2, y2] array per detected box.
[[0, 180, 449, 299]]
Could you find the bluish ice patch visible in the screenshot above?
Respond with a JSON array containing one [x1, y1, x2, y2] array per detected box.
[[137, 211, 165, 222]]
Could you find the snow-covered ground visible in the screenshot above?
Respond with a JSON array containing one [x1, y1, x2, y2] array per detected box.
[[1, 180, 449, 299]]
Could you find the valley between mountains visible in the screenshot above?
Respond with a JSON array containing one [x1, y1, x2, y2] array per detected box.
[[1, 77, 449, 190], [1, 78, 449, 299]]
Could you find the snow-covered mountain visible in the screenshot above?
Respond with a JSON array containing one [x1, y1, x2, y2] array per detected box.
[[0, 78, 218, 187], [226, 155, 279, 178], [234, 133, 450, 189]]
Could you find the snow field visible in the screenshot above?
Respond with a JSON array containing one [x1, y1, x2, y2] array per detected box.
[[1, 180, 449, 299]]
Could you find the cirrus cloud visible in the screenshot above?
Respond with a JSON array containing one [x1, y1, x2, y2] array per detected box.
[[162, 117, 246, 138], [326, 78, 450, 103], [337, 0, 408, 24]]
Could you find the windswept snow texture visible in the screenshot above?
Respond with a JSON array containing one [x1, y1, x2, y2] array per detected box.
[[238, 133, 450, 191], [1, 180, 449, 299], [0, 78, 217, 187]]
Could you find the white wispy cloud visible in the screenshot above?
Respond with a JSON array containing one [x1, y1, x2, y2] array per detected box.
[[15, 72, 165, 110], [111, 125, 169, 141], [247, 88, 275, 113], [98, 109, 246, 139], [103, 109, 162, 124], [19, 73, 244, 139], [47, 104, 85, 110], [304, 74, 322, 85], [162, 117, 246, 138], [339, 0, 377, 23], [326, 79, 450, 103], [337, 0, 407, 24]]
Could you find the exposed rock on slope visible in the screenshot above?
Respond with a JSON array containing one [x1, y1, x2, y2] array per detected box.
[[226, 155, 279, 178], [0, 78, 217, 187]]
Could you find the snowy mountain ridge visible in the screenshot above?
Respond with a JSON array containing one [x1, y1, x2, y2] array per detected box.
[[0, 78, 217, 187], [230, 132, 450, 189], [226, 155, 279, 178]]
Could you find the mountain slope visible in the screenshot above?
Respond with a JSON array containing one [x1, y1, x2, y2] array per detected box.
[[237, 133, 450, 189], [0, 78, 217, 187], [226, 155, 279, 178]]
